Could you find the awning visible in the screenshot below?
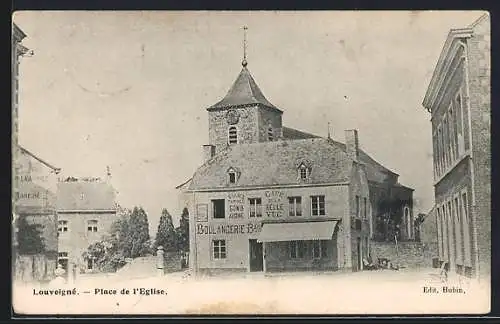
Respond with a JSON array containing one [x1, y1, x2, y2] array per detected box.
[[257, 221, 338, 243]]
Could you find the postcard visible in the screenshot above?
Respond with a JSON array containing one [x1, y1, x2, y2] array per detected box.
[[12, 10, 491, 315]]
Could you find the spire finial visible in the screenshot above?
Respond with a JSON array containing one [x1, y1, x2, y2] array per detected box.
[[242, 26, 248, 67], [327, 122, 331, 139]]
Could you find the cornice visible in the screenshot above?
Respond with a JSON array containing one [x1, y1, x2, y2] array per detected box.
[[422, 28, 473, 112]]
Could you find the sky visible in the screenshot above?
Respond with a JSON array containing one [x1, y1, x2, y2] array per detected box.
[[13, 11, 485, 235]]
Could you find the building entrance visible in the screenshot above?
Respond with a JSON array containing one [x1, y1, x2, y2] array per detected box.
[[249, 239, 263, 272]]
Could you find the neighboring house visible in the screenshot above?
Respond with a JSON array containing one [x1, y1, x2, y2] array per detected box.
[[178, 55, 413, 275], [13, 145, 61, 281], [56, 178, 117, 273], [422, 13, 490, 281]]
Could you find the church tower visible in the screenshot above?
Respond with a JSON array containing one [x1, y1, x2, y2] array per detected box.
[[204, 27, 283, 157]]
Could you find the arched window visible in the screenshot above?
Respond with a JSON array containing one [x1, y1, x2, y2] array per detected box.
[[228, 127, 238, 144], [229, 170, 236, 184], [299, 164, 309, 180], [268, 127, 274, 141], [227, 167, 239, 184]]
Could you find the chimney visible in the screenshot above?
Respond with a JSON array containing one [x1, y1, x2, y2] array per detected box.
[[345, 129, 359, 162], [203, 144, 215, 162]]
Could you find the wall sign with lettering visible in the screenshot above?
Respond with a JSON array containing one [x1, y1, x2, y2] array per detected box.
[[196, 223, 262, 235], [264, 190, 284, 218], [196, 204, 208, 222], [228, 192, 245, 219]]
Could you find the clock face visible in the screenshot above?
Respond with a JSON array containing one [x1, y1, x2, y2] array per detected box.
[[226, 110, 240, 125]]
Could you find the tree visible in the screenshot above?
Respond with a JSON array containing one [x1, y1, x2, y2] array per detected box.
[[175, 207, 189, 252], [16, 215, 45, 255], [126, 206, 151, 258], [154, 209, 177, 253], [83, 204, 152, 272], [374, 197, 409, 242]]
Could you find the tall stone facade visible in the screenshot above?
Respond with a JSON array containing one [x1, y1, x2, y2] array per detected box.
[[422, 13, 490, 281]]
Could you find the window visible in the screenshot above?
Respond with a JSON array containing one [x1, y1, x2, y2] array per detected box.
[[229, 171, 236, 184], [461, 191, 471, 266], [438, 126, 443, 174], [249, 198, 262, 218], [433, 132, 439, 178], [212, 199, 225, 219], [443, 117, 449, 167], [437, 208, 443, 259], [449, 106, 456, 161], [288, 197, 302, 216], [289, 241, 305, 259], [363, 197, 368, 219], [311, 195, 325, 216], [268, 127, 273, 141], [299, 164, 309, 180], [455, 92, 464, 155], [454, 197, 462, 264], [80, 193, 85, 200], [213, 240, 226, 259], [58, 220, 68, 233], [58, 252, 68, 259], [228, 126, 237, 144], [447, 201, 454, 261], [355, 195, 360, 218], [87, 220, 98, 233], [312, 240, 328, 259], [442, 205, 448, 260]]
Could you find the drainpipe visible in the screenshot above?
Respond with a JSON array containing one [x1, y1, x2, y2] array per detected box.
[[461, 40, 480, 281]]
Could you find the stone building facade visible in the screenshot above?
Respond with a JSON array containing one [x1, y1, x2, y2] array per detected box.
[[422, 13, 490, 281], [179, 57, 414, 275], [56, 178, 117, 274]]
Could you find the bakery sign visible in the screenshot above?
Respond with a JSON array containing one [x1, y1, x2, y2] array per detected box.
[[196, 222, 261, 235]]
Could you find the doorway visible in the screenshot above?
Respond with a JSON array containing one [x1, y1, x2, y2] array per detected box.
[[249, 239, 263, 272], [357, 237, 362, 271]]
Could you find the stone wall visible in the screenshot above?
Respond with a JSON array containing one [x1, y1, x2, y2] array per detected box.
[[370, 241, 438, 269]]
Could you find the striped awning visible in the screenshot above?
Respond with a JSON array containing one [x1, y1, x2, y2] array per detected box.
[[257, 221, 338, 243]]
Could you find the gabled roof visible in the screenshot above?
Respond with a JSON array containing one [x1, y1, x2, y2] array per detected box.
[[12, 23, 27, 43], [57, 181, 116, 211], [18, 145, 61, 173], [207, 66, 282, 112]]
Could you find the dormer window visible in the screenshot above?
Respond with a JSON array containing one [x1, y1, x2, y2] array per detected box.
[[229, 171, 236, 184], [228, 126, 238, 144], [227, 167, 239, 184], [268, 127, 273, 141], [298, 163, 310, 180]]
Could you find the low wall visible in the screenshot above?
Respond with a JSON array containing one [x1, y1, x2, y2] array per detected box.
[[14, 254, 57, 282], [370, 241, 438, 269]]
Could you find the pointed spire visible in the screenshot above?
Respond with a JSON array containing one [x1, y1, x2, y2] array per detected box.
[[242, 26, 248, 67], [327, 122, 331, 139]]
